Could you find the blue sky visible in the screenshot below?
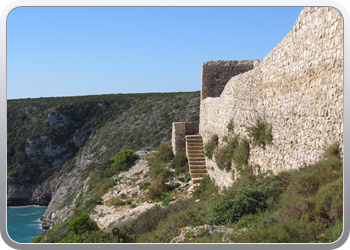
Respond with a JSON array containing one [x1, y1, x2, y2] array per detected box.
[[7, 7, 303, 99]]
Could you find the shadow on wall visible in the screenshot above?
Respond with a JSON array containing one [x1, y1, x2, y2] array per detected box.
[[172, 122, 199, 156]]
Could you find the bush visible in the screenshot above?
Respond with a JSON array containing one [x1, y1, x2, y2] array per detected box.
[[57, 230, 136, 243], [110, 150, 138, 170], [210, 119, 251, 172], [167, 182, 181, 191], [245, 114, 272, 149], [147, 142, 174, 168], [204, 134, 219, 159], [193, 175, 215, 200], [215, 134, 250, 172], [140, 181, 151, 190], [119, 199, 193, 239], [207, 181, 277, 225], [106, 198, 123, 207], [171, 153, 189, 176], [125, 199, 134, 205], [149, 166, 172, 183], [147, 176, 167, 200], [68, 213, 98, 234], [184, 173, 191, 183]]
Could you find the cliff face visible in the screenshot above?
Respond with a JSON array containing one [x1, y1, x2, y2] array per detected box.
[[199, 7, 343, 189], [7, 92, 200, 216]]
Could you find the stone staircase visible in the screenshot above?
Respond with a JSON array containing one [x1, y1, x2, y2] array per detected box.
[[185, 135, 207, 184]]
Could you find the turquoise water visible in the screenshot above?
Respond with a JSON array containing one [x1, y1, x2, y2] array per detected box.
[[7, 205, 47, 243]]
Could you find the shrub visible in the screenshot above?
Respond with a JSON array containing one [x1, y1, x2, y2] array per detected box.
[[192, 175, 218, 199], [167, 182, 181, 191], [207, 181, 277, 225], [171, 153, 188, 176], [147, 142, 174, 168], [245, 114, 272, 149], [147, 176, 167, 200], [171, 153, 187, 169], [106, 198, 123, 207], [140, 181, 151, 190], [68, 213, 98, 234], [204, 134, 219, 159], [125, 199, 134, 205], [153, 192, 171, 203], [97, 180, 114, 196], [321, 141, 340, 160], [303, 178, 343, 225], [57, 230, 136, 243], [119, 198, 193, 239], [215, 134, 250, 172], [149, 166, 172, 183], [110, 150, 139, 170], [184, 173, 191, 183], [32, 235, 43, 243]]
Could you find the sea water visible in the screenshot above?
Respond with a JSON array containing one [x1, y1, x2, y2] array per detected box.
[[7, 205, 47, 243]]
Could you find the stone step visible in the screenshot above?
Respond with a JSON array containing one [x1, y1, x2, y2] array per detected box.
[[190, 168, 207, 173], [186, 140, 203, 143], [188, 155, 205, 159], [186, 137, 202, 141], [189, 157, 205, 161], [186, 138, 202, 141], [189, 161, 206, 165], [186, 135, 202, 138], [188, 149, 204, 153], [185, 134, 207, 185], [189, 166, 207, 172], [187, 146, 203, 150], [187, 144, 203, 148]]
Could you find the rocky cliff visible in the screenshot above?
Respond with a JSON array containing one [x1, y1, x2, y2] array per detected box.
[[7, 92, 200, 222]]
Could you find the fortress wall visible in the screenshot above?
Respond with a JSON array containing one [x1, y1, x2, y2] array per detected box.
[[172, 121, 199, 155], [201, 60, 260, 101], [199, 7, 343, 189]]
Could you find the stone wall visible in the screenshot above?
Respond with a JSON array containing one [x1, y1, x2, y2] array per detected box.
[[172, 122, 199, 155], [201, 60, 260, 101], [199, 7, 343, 189]]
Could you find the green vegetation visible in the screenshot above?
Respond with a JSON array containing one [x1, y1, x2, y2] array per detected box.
[[7, 91, 200, 186], [32, 139, 343, 244], [171, 153, 189, 176], [31, 149, 140, 243], [87, 150, 138, 196], [68, 213, 98, 234], [120, 142, 342, 243], [204, 134, 218, 159], [110, 150, 138, 168], [245, 114, 273, 149], [106, 198, 123, 207], [207, 181, 277, 225], [145, 142, 176, 200], [204, 117, 272, 174], [208, 119, 250, 172], [146, 142, 174, 168]]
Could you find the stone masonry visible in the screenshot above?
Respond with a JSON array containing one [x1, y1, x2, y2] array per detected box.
[[172, 121, 199, 155], [201, 60, 260, 101], [199, 7, 343, 189]]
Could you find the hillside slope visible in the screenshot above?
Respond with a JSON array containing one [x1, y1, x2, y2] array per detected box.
[[7, 92, 200, 210]]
